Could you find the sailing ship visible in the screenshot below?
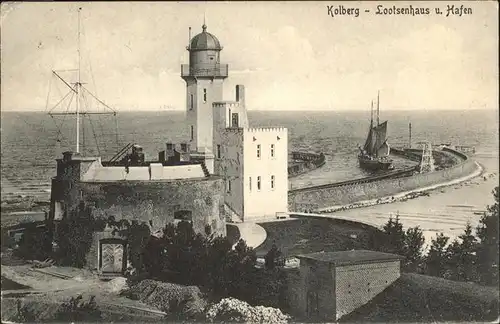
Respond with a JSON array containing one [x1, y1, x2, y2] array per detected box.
[[358, 91, 394, 171]]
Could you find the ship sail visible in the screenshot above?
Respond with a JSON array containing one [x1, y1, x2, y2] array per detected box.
[[362, 120, 390, 157], [373, 121, 387, 155], [363, 125, 375, 154], [358, 91, 393, 171], [377, 140, 390, 156]]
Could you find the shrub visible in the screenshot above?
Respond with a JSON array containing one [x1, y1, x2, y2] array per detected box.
[[123, 279, 208, 318], [205, 297, 291, 323], [11, 299, 37, 323], [54, 295, 102, 322], [14, 223, 52, 261]]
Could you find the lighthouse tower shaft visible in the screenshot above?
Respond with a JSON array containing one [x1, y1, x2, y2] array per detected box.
[[181, 24, 228, 171]]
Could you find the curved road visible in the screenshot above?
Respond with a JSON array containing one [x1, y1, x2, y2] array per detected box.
[[231, 222, 267, 249]]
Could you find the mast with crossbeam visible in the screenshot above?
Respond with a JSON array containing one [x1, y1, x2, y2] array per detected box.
[[47, 7, 117, 156]]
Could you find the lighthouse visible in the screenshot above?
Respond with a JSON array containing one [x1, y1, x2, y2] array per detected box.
[[181, 23, 228, 174]]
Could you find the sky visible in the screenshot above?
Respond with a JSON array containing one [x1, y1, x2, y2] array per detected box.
[[1, 1, 498, 112]]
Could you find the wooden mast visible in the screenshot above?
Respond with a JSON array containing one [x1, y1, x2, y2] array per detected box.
[[376, 90, 380, 126], [76, 7, 82, 153]]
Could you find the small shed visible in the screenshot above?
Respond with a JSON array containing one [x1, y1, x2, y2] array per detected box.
[[288, 250, 403, 321]]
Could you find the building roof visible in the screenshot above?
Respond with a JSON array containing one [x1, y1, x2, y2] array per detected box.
[[296, 250, 403, 266], [189, 24, 222, 50]]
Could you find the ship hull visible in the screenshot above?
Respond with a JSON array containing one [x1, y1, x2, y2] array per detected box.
[[358, 155, 393, 171]]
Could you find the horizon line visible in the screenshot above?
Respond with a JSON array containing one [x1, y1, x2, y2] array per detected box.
[[2, 107, 498, 113]]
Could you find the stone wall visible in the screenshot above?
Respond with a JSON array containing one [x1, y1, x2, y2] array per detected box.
[[288, 149, 477, 211], [283, 259, 335, 321], [78, 178, 226, 237], [288, 152, 326, 178]]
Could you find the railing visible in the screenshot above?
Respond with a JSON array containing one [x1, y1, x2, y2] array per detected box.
[[181, 64, 228, 78]]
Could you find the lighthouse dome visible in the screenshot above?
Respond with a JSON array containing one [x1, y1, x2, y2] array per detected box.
[[189, 24, 222, 51]]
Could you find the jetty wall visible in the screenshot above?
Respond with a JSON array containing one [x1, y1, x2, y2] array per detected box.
[[288, 148, 477, 211], [288, 151, 326, 178]]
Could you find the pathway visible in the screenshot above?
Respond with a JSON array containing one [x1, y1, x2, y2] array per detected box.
[[231, 222, 267, 249]]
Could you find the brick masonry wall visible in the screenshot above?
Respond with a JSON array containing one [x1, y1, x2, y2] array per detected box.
[[288, 158, 477, 211], [284, 260, 335, 321], [335, 261, 401, 320]]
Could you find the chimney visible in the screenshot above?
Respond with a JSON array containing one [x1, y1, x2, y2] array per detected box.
[[166, 142, 175, 158], [236, 85, 245, 106], [180, 143, 190, 153], [63, 151, 73, 162]]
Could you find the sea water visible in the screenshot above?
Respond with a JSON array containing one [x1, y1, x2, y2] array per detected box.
[[1, 109, 498, 230]]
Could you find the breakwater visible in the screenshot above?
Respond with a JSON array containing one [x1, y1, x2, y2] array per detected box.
[[288, 147, 479, 212], [391, 147, 458, 168], [288, 151, 326, 178]]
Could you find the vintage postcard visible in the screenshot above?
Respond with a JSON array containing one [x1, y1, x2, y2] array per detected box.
[[1, 1, 498, 323]]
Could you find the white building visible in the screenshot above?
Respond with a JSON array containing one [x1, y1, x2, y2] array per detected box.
[[182, 24, 288, 222]]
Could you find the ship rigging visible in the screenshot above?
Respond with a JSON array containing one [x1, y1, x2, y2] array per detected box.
[[45, 7, 120, 158], [358, 91, 394, 171]]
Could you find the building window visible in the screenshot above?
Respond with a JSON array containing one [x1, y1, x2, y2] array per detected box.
[[257, 144, 261, 159], [249, 177, 252, 191], [190, 94, 194, 110], [203, 88, 207, 103], [271, 144, 275, 158], [227, 180, 232, 193], [271, 175, 275, 189], [190, 126, 194, 140], [232, 113, 239, 128], [257, 176, 261, 191], [217, 144, 221, 158]]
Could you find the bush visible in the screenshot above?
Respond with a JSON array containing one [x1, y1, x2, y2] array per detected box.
[[122, 279, 208, 316], [14, 223, 52, 261], [11, 299, 37, 323], [205, 297, 291, 323], [54, 295, 102, 322]]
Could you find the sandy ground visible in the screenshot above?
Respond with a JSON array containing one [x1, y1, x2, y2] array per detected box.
[[1, 264, 165, 322], [320, 155, 498, 246]]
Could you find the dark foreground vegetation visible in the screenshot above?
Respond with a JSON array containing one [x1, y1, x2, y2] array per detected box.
[[5, 186, 498, 322], [378, 186, 499, 287]]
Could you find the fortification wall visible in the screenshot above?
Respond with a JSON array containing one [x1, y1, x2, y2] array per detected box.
[[77, 178, 226, 237], [288, 152, 326, 178], [82, 164, 206, 181], [288, 150, 477, 211]]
